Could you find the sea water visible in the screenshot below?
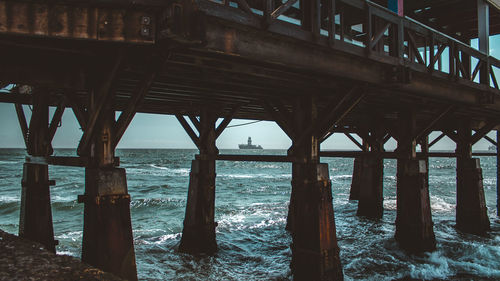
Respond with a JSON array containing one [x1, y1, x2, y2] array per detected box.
[[0, 148, 499, 280]]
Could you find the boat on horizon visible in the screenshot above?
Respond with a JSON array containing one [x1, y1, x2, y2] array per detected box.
[[239, 137, 263, 149]]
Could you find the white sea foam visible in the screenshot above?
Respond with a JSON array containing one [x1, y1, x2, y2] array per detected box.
[[383, 198, 397, 210], [154, 233, 181, 244], [331, 175, 352, 181], [409, 251, 451, 279], [56, 250, 78, 257], [55, 231, 82, 241], [0, 195, 19, 202], [430, 196, 455, 213], [150, 165, 190, 176], [249, 217, 286, 229], [219, 173, 290, 179], [51, 195, 75, 202], [0, 160, 18, 165]]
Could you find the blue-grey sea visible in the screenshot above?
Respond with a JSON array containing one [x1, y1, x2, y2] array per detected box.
[[0, 148, 499, 280]]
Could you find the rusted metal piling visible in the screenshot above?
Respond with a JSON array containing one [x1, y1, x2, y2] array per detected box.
[[2, 0, 500, 280]]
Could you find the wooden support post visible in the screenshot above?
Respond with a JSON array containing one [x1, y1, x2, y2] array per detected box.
[[288, 96, 343, 281], [497, 130, 500, 217], [350, 140, 368, 200], [300, 0, 321, 37], [81, 82, 137, 280], [455, 121, 490, 234], [357, 127, 384, 219], [395, 112, 435, 253], [478, 0, 490, 84], [179, 109, 218, 254], [18, 87, 57, 253], [350, 157, 363, 201]]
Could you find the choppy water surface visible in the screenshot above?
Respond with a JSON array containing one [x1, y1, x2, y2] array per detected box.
[[0, 148, 499, 280]]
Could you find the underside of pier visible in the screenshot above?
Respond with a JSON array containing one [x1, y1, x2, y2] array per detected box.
[[1, 0, 500, 280]]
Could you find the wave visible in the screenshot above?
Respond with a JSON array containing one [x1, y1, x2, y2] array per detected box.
[[137, 233, 182, 245], [218, 173, 291, 179], [131, 198, 185, 208], [409, 251, 451, 280], [150, 164, 190, 175], [0, 160, 20, 165], [430, 196, 455, 213], [331, 175, 353, 181], [0, 195, 19, 202], [126, 165, 191, 177], [55, 231, 82, 241]]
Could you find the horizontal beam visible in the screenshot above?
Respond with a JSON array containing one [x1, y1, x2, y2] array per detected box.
[[26, 156, 120, 167], [319, 150, 497, 159]]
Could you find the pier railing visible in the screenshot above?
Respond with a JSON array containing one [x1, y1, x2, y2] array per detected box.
[[200, 0, 500, 91]]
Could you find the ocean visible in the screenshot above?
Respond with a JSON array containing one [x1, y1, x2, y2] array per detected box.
[[0, 148, 499, 280]]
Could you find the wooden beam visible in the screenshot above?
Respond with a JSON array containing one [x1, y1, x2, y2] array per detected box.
[[487, 0, 500, 11], [64, 91, 87, 131], [114, 68, 157, 149], [319, 91, 365, 141], [328, 0, 336, 44], [319, 150, 497, 159], [429, 132, 446, 148], [188, 115, 201, 133], [484, 134, 497, 146], [415, 105, 454, 142], [471, 121, 499, 144], [471, 61, 483, 81], [176, 114, 200, 148], [77, 51, 124, 155], [383, 133, 392, 144], [490, 65, 499, 89], [14, 104, 29, 149], [48, 100, 66, 143], [26, 156, 119, 167], [407, 31, 425, 64], [271, 0, 299, 20], [0, 93, 32, 104], [262, 100, 294, 139], [428, 44, 447, 70], [442, 129, 458, 143], [370, 23, 391, 50], [215, 105, 241, 138], [235, 0, 253, 14], [344, 133, 363, 150], [301, 90, 364, 147]]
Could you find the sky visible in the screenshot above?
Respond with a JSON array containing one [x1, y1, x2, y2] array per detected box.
[[1, 37, 500, 151], [1, 101, 494, 151]]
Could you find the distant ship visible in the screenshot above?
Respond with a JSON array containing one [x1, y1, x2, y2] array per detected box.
[[239, 137, 263, 149]]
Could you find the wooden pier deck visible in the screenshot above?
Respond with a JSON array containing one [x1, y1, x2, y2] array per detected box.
[[1, 0, 500, 280]]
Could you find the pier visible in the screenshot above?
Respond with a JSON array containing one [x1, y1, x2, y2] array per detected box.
[[1, 0, 500, 280]]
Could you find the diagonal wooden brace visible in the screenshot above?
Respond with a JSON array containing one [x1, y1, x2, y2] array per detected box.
[[48, 99, 66, 143], [77, 50, 125, 156], [113, 66, 158, 149], [176, 114, 200, 148], [415, 105, 454, 142], [215, 105, 241, 138], [471, 121, 500, 145]]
